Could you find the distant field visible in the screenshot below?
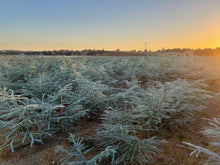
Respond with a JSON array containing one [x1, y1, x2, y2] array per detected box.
[[0, 55, 219, 164]]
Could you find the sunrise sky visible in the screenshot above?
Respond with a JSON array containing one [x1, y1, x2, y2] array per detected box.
[[1, 0, 220, 51]]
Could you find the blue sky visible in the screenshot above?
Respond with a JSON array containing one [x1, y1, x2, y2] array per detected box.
[[1, 0, 220, 50]]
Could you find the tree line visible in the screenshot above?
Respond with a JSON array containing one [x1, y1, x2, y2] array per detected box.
[[0, 48, 220, 56]]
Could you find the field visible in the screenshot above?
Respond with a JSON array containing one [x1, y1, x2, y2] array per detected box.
[[0, 55, 220, 165]]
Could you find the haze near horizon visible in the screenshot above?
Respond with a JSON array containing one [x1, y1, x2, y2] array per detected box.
[[1, 0, 220, 51]]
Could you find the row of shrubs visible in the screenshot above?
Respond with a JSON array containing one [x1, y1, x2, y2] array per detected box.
[[0, 55, 218, 164]]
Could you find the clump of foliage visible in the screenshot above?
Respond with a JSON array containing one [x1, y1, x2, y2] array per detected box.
[[56, 133, 116, 165], [183, 141, 220, 164], [184, 117, 220, 164], [0, 57, 107, 152], [0, 89, 53, 152], [94, 107, 160, 164]]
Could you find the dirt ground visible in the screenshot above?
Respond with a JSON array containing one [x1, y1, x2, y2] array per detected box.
[[0, 83, 220, 165]]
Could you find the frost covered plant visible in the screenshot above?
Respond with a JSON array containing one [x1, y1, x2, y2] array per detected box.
[[108, 84, 143, 108], [0, 60, 108, 151], [174, 56, 218, 83], [0, 77, 106, 152], [49, 84, 90, 131], [183, 118, 220, 164], [202, 118, 220, 148], [142, 79, 212, 129], [0, 55, 217, 161], [0, 89, 54, 152], [56, 133, 116, 165], [94, 108, 160, 164], [73, 76, 108, 115], [183, 142, 220, 165], [109, 79, 213, 131], [0, 56, 62, 93], [146, 80, 213, 128]]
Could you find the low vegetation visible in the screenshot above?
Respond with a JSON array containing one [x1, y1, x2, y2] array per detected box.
[[0, 55, 219, 164]]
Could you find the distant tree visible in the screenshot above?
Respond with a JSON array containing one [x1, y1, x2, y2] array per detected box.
[[73, 50, 81, 55], [87, 50, 96, 56]]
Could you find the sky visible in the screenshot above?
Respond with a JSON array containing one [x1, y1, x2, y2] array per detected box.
[[0, 0, 220, 51]]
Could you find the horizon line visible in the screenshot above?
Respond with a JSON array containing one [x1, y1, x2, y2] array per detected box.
[[1, 47, 220, 52]]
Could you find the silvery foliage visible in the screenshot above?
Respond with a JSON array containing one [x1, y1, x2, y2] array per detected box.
[[108, 78, 212, 130], [0, 57, 107, 151], [143, 79, 212, 128], [184, 117, 220, 165], [0, 79, 105, 152], [56, 133, 116, 165], [0, 89, 53, 152], [94, 78, 212, 163], [95, 107, 160, 164], [203, 118, 220, 148], [183, 141, 220, 165], [0, 55, 217, 164]]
